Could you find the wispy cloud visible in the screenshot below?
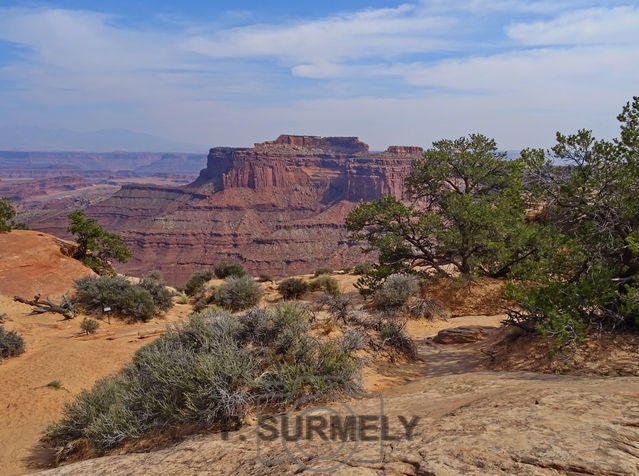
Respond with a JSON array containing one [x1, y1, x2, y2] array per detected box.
[[0, 1, 636, 150]]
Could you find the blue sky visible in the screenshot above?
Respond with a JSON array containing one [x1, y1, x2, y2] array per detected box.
[[0, 0, 638, 150]]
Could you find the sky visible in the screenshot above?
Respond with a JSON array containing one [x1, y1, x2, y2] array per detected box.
[[0, 0, 638, 151]]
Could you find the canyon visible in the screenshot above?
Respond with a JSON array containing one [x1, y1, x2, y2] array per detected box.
[[25, 135, 424, 285]]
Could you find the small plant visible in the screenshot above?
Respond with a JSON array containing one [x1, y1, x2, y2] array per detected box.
[[373, 274, 419, 312], [257, 273, 274, 283], [46, 380, 63, 390], [278, 278, 308, 300], [214, 261, 247, 279], [176, 292, 189, 304], [74, 276, 157, 322], [309, 275, 340, 296], [0, 325, 25, 359], [185, 269, 213, 296], [80, 318, 100, 335], [214, 275, 263, 311], [0, 313, 6, 323], [314, 267, 333, 277]]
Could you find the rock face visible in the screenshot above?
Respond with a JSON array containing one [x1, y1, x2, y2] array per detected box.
[[77, 135, 423, 284], [432, 325, 496, 344], [0, 230, 94, 299]]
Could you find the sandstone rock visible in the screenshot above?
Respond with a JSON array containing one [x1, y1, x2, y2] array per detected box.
[[432, 325, 496, 344], [35, 373, 639, 475], [0, 230, 94, 299], [55, 135, 423, 285]]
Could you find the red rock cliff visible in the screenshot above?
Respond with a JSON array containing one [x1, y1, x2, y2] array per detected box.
[[72, 136, 424, 284]]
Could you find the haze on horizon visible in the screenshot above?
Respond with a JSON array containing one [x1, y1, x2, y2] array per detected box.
[[0, 0, 637, 152]]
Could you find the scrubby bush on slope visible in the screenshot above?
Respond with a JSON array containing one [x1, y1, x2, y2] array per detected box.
[[0, 326, 25, 359], [278, 277, 308, 300], [185, 270, 213, 296], [46, 303, 360, 454], [214, 261, 247, 279], [74, 276, 157, 322], [213, 275, 263, 311]]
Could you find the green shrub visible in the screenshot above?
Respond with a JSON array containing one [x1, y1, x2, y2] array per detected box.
[[314, 267, 332, 277], [138, 271, 174, 312], [257, 273, 273, 283], [80, 318, 100, 335], [213, 275, 263, 311], [74, 276, 157, 322], [47, 303, 360, 456], [309, 275, 340, 296], [0, 325, 25, 359], [278, 277, 308, 300], [185, 270, 213, 296], [373, 274, 419, 312], [214, 261, 247, 279]]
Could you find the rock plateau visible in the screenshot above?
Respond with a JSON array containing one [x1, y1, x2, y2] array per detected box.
[[41, 135, 423, 284]]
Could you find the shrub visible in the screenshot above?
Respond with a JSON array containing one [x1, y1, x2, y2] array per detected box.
[[47, 303, 361, 456], [373, 274, 419, 312], [409, 298, 447, 320], [317, 292, 354, 321], [80, 318, 100, 335], [314, 267, 333, 277], [309, 275, 340, 296], [379, 325, 417, 358], [340, 328, 368, 352], [214, 261, 247, 279], [257, 273, 274, 283], [138, 271, 174, 312], [214, 276, 263, 311], [278, 278, 308, 300], [185, 270, 213, 296], [46, 380, 63, 390], [74, 276, 157, 322], [0, 326, 25, 359]]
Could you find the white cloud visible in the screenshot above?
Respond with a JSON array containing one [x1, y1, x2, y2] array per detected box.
[[184, 4, 455, 64], [0, 2, 636, 150], [508, 6, 639, 45]]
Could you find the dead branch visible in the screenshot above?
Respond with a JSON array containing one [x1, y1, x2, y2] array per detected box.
[[13, 294, 76, 319]]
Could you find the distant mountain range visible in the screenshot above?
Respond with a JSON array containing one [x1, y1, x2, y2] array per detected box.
[[0, 126, 206, 153]]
